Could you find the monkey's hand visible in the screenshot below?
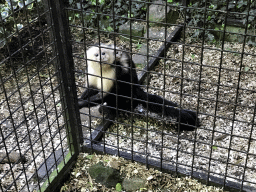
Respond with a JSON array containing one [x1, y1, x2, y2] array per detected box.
[[78, 92, 107, 109]]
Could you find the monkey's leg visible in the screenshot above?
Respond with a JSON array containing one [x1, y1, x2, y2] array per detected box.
[[135, 87, 198, 131]]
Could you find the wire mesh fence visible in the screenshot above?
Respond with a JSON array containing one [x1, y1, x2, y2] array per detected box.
[[0, 0, 256, 191], [69, 0, 256, 191], [0, 0, 81, 191]]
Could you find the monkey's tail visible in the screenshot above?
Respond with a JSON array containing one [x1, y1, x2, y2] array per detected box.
[[135, 87, 199, 131]]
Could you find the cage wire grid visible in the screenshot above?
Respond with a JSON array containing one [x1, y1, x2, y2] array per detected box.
[[69, 0, 256, 191], [0, 0, 81, 191], [0, 0, 255, 191]]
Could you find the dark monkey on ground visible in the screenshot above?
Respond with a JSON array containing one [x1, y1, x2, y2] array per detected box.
[[78, 44, 199, 131]]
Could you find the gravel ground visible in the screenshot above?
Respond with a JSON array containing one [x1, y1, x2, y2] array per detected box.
[[0, 56, 68, 191], [0, 30, 255, 191], [75, 37, 256, 191], [61, 153, 227, 191]]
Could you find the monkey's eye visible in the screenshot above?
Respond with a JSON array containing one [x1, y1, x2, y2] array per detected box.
[[102, 52, 105, 55], [95, 53, 99, 57]]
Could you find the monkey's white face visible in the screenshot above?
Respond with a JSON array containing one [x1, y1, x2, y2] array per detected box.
[[86, 45, 117, 92], [86, 46, 115, 64]]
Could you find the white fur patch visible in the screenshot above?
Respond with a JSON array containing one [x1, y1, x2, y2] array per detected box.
[[86, 46, 116, 92]]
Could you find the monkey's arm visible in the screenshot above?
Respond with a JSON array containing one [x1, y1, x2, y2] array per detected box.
[[78, 86, 102, 108], [78, 91, 108, 109], [79, 87, 99, 100]]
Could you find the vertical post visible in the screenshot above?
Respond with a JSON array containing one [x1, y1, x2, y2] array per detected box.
[[48, 0, 82, 155], [182, 0, 188, 7], [183, 0, 191, 22]]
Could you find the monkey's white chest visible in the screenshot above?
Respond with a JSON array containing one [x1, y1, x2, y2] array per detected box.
[[87, 63, 116, 93]]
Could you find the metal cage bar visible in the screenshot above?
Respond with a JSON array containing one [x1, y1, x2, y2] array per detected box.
[[0, 0, 255, 191], [0, 0, 82, 191], [71, 0, 256, 191]]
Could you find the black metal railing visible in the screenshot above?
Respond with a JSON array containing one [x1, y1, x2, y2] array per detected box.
[[0, 0, 81, 191], [69, 0, 256, 191], [0, 0, 255, 191]]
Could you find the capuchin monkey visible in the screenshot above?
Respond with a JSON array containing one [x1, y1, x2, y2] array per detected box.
[[78, 44, 199, 131]]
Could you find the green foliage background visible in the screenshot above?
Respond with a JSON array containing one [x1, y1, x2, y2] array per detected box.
[[1, 0, 255, 47], [186, 0, 256, 43], [0, 0, 43, 48], [68, 0, 146, 32]]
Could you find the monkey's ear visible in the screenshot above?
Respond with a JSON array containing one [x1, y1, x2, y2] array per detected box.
[[120, 51, 130, 63], [119, 51, 131, 72]]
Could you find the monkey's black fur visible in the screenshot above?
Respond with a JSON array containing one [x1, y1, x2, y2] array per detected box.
[[78, 45, 199, 131]]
